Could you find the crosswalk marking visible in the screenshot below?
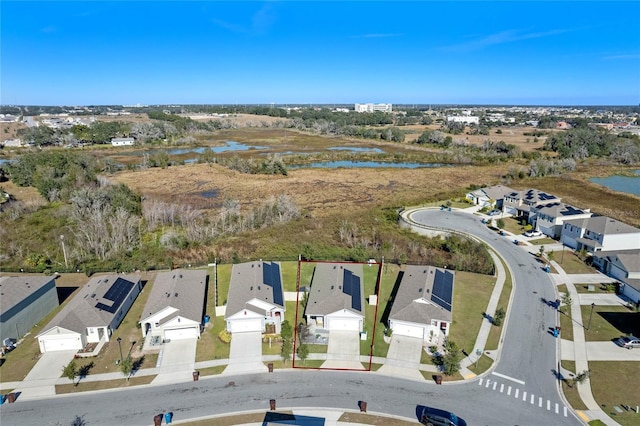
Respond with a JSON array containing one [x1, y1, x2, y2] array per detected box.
[[479, 379, 569, 417]]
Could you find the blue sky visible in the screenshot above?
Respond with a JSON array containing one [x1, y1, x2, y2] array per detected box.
[[2, 1, 639, 106]]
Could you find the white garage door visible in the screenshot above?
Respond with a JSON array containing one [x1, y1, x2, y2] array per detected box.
[[164, 327, 199, 341], [229, 318, 262, 333], [42, 337, 82, 352], [328, 318, 360, 331], [392, 323, 425, 339]]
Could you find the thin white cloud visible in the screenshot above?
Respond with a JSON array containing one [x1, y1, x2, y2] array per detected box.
[[351, 33, 403, 39], [602, 53, 640, 60], [211, 2, 277, 35], [441, 28, 568, 52]]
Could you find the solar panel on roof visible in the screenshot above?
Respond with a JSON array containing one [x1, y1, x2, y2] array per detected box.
[[263, 262, 284, 306], [342, 269, 362, 311], [95, 277, 134, 314], [431, 269, 453, 311]]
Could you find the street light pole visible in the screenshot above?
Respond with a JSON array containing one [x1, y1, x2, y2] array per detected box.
[[587, 303, 595, 330], [117, 337, 123, 363]]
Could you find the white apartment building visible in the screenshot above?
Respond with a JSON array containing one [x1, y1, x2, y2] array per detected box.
[[355, 103, 393, 113], [446, 115, 479, 125]]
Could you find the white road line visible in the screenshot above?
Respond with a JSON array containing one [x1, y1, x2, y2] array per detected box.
[[493, 381, 497, 391], [479, 378, 483, 386], [500, 384, 504, 393], [539, 397, 543, 408], [515, 389, 519, 398], [555, 403, 559, 414], [547, 400, 550, 410], [523, 391, 527, 401], [564, 406, 568, 417], [485, 380, 491, 388], [491, 372, 526, 385], [507, 386, 512, 396], [530, 394, 535, 404]]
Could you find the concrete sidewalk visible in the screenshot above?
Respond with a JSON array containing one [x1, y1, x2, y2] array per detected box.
[[551, 259, 621, 426]]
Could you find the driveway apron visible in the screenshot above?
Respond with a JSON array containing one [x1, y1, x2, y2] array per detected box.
[[321, 330, 364, 370], [223, 331, 267, 374], [378, 335, 424, 380], [14, 350, 77, 400], [151, 338, 197, 384]]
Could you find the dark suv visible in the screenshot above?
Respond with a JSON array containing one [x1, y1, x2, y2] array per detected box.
[[420, 407, 467, 426]]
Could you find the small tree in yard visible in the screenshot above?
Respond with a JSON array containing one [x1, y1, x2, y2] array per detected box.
[[297, 343, 309, 364], [561, 293, 573, 313], [493, 307, 506, 326], [281, 339, 292, 363], [62, 359, 78, 386], [538, 245, 545, 259], [441, 340, 462, 376], [281, 320, 292, 342], [546, 251, 555, 263], [120, 356, 133, 380], [496, 218, 505, 230]]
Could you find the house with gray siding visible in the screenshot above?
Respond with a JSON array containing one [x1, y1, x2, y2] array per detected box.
[[561, 216, 640, 253], [530, 202, 592, 239], [0, 275, 59, 342]]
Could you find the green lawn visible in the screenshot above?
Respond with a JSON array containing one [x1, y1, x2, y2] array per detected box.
[[198, 365, 226, 376], [589, 362, 640, 426], [359, 263, 385, 358], [486, 257, 513, 351], [467, 354, 493, 375], [529, 237, 556, 246], [575, 283, 617, 294], [448, 271, 496, 355], [55, 375, 156, 394], [582, 305, 640, 341], [560, 360, 587, 410], [557, 284, 574, 341], [555, 251, 597, 274], [215, 263, 232, 306], [279, 261, 299, 291], [196, 314, 230, 361]]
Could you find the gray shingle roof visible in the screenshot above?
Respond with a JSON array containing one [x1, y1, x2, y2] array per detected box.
[[483, 185, 514, 201], [305, 263, 365, 317], [535, 202, 588, 218], [225, 261, 284, 318], [40, 274, 140, 334], [565, 216, 640, 236], [389, 265, 454, 325], [0, 275, 56, 313], [141, 269, 207, 323]]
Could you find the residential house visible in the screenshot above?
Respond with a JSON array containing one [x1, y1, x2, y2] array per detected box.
[[591, 249, 640, 303], [111, 137, 135, 146], [36, 274, 141, 353], [139, 269, 207, 342], [503, 189, 559, 219], [305, 263, 365, 332], [225, 261, 285, 334], [0, 275, 59, 342], [530, 202, 592, 239], [465, 184, 514, 209], [388, 265, 454, 343], [561, 216, 640, 253]]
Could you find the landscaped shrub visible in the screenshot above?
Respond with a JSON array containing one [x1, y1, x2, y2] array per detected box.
[[218, 329, 232, 344]]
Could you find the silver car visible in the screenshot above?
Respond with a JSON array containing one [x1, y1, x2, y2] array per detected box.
[[616, 335, 640, 349]]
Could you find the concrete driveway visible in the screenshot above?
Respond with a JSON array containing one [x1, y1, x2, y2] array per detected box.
[[151, 338, 197, 384], [322, 330, 364, 370], [14, 350, 77, 401], [378, 335, 424, 380], [223, 331, 267, 374], [586, 342, 640, 361]]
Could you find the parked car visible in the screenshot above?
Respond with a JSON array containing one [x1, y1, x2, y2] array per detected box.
[[488, 209, 501, 216], [420, 406, 467, 426], [615, 335, 640, 349], [524, 230, 542, 237]]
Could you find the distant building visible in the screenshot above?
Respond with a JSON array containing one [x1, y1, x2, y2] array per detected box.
[[355, 103, 392, 113], [447, 115, 479, 125], [111, 137, 135, 146]]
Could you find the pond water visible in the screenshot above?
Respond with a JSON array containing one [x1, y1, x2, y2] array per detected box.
[[0, 159, 13, 165], [590, 170, 640, 197], [290, 160, 448, 169], [168, 140, 267, 155], [327, 146, 384, 153]]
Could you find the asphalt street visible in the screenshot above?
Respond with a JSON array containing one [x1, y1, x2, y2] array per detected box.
[[0, 209, 583, 426]]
